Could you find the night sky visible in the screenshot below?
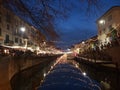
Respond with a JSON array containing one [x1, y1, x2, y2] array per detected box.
[[5, 0, 120, 49], [55, 0, 120, 49]]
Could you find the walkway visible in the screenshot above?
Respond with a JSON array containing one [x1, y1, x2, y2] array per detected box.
[[37, 54, 101, 90], [76, 56, 117, 69]]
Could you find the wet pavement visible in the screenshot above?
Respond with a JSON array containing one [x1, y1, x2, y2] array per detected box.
[[37, 54, 101, 90]]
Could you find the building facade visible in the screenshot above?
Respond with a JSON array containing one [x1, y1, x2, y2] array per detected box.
[[96, 6, 120, 45], [0, 4, 46, 50]]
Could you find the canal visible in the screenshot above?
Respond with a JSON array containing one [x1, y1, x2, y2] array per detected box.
[[10, 55, 60, 90], [37, 54, 101, 90], [10, 54, 120, 90], [74, 58, 120, 90]]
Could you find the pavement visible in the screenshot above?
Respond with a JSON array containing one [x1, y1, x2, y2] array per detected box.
[[76, 56, 118, 70], [37, 55, 101, 90], [0, 56, 11, 90], [75, 45, 120, 69]]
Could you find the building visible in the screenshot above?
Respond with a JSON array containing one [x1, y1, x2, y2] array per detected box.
[[96, 6, 120, 45], [0, 4, 46, 51]]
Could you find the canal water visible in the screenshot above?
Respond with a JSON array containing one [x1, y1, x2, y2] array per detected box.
[[75, 59, 120, 90], [10, 55, 120, 90], [10, 56, 59, 90], [37, 55, 101, 90]]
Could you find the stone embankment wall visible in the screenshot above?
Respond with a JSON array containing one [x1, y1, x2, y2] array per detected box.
[[9, 55, 61, 90]]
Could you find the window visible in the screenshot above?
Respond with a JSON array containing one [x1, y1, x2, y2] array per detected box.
[[103, 28, 105, 33], [108, 15, 112, 21], [6, 13, 11, 23], [109, 25, 113, 30], [7, 24, 10, 30], [16, 28, 18, 34], [0, 28, 2, 36], [5, 34, 9, 43], [15, 38, 18, 43], [20, 39, 22, 44]]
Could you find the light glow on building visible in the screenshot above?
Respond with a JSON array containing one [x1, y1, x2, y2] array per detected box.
[[99, 19, 105, 24]]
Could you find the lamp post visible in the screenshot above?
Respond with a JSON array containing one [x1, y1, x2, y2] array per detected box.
[[99, 19, 105, 24], [20, 27, 26, 32], [82, 41, 85, 44], [99, 19, 106, 45], [20, 27, 27, 49]]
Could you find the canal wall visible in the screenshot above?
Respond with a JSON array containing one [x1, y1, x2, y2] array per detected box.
[[9, 55, 61, 90], [0, 56, 12, 90], [75, 57, 120, 90]]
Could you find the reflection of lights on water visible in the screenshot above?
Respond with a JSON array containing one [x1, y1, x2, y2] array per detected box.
[[41, 80, 43, 83], [44, 73, 46, 77], [82, 72, 86, 76], [51, 66, 53, 69], [47, 71, 50, 74], [75, 64, 79, 68]]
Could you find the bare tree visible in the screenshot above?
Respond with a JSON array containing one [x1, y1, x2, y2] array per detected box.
[[1, 0, 100, 39]]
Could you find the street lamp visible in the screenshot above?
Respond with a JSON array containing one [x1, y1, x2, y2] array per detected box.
[[20, 26, 27, 49], [20, 27, 26, 32], [99, 19, 105, 24], [82, 41, 85, 44]]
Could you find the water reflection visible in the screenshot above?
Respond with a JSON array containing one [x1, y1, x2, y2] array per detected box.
[[75, 60, 120, 90], [38, 56, 101, 90], [10, 56, 58, 90], [10, 55, 119, 90]]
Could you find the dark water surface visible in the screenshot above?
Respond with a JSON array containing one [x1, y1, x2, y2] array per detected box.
[[75, 59, 120, 90]]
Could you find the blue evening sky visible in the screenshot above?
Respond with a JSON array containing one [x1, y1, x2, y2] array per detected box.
[[7, 0, 120, 49], [55, 0, 120, 49]]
